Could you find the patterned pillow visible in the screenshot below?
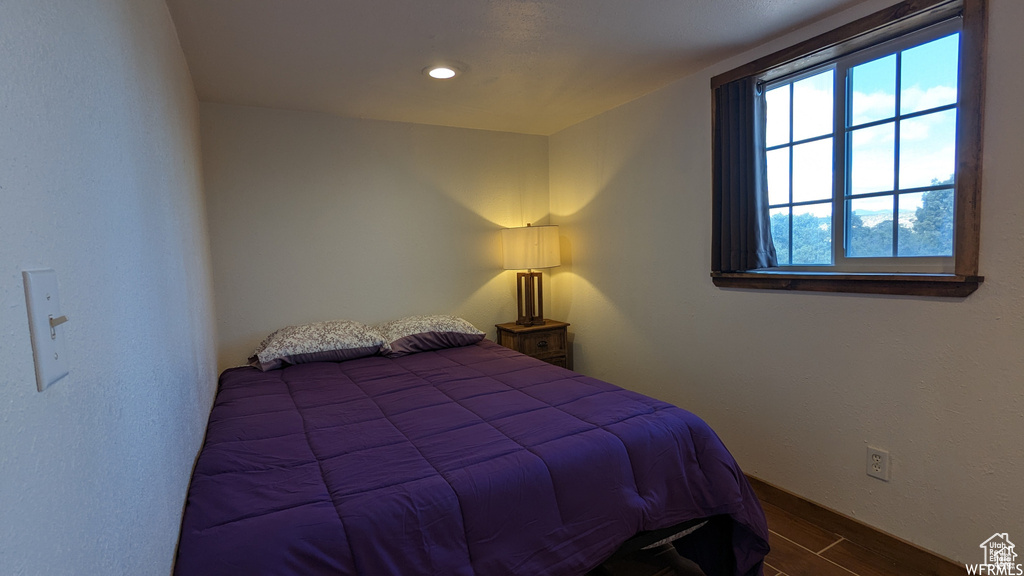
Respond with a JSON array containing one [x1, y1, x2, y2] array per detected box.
[[248, 320, 387, 371], [374, 315, 485, 358]]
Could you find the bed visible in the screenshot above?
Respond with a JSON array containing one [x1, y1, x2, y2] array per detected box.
[[174, 318, 769, 576]]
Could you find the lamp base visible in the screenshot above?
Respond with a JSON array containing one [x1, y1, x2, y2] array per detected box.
[[516, 271, 544, 326]]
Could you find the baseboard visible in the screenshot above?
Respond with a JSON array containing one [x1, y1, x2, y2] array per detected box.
[[746, 475, 964, 576]]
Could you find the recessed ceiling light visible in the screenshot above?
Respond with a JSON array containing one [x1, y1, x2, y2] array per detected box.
[[424, 65, 460, 80]]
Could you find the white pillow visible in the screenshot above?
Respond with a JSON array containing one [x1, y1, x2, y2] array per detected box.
[[374, 315, 485, 358], [248, 320, 387, 371]]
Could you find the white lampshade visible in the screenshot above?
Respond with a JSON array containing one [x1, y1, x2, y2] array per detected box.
[[501, 225, 560, 270]]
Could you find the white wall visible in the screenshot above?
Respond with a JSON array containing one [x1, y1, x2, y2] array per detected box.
[[0, 1, 217, 574], [201, 103, 549, 370], [549, 0, 1024, 564]]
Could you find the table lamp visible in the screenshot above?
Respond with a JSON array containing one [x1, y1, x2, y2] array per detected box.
[[501, 223, 560, 326]]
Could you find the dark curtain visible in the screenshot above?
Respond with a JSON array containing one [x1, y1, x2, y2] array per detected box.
[[711, 76, 777, 272]]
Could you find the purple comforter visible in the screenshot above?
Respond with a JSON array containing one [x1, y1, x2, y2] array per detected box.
[[175, 340, 768, 575]]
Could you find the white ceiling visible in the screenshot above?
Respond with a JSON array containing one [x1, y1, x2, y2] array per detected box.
[[165, 0, 865, 135]]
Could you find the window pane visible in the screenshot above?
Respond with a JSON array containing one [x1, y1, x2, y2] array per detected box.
[[900, 33, 959, 115], [792, 139, 832, 203], [850, 123, 895, 195], [898, 189, 954, 256], [899, 108, 956, 189], [767, 148, 790, 206], [792, 70, 834, 141], [770, 207, 791, 266], [792, 203, 832, 265], [850, 54, 896, 126], [765, 86, 791, 147], [848, 195, 894, 257]]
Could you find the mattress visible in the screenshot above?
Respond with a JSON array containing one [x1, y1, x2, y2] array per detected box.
[[174, 340, 768, 575]]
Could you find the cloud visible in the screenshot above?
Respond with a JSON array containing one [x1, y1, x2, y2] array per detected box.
[[901, 85, 957, 114], [850, 85, 956, 129], [767, 82, 956, 208]]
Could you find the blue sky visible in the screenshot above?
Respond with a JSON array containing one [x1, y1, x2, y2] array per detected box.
[[765, 32, 960, 215]]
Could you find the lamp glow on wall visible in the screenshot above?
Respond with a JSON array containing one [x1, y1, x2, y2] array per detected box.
[[501, 223, 560, 326]]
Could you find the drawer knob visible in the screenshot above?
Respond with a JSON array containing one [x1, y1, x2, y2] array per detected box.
[[537, 340, 548, 347]]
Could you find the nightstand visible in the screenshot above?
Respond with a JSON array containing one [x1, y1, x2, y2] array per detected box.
[[495, 320, 570, 369]]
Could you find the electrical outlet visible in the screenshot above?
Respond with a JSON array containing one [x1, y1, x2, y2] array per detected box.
[[866, 446, 890, 481]]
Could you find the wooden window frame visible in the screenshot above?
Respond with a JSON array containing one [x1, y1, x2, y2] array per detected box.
[[710, 0, 986, 297]]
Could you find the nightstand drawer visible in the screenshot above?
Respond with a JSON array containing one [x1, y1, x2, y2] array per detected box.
[[519, 330, 566, 357], [544, 356, 567, 368], [494, 320, 571, 370]]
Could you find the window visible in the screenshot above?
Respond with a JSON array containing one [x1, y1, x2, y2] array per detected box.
[[765, 24, 960, 271], [765, 67, 836, 267], [710, 0, 986, 297]]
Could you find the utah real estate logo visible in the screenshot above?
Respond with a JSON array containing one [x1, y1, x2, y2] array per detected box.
[[966, 533, 1022, 575]]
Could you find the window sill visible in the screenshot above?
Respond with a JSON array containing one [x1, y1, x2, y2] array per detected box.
[[710, 271, 983, 297]]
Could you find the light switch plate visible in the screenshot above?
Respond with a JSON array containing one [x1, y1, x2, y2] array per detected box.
[[23, 269, 69, 391]]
